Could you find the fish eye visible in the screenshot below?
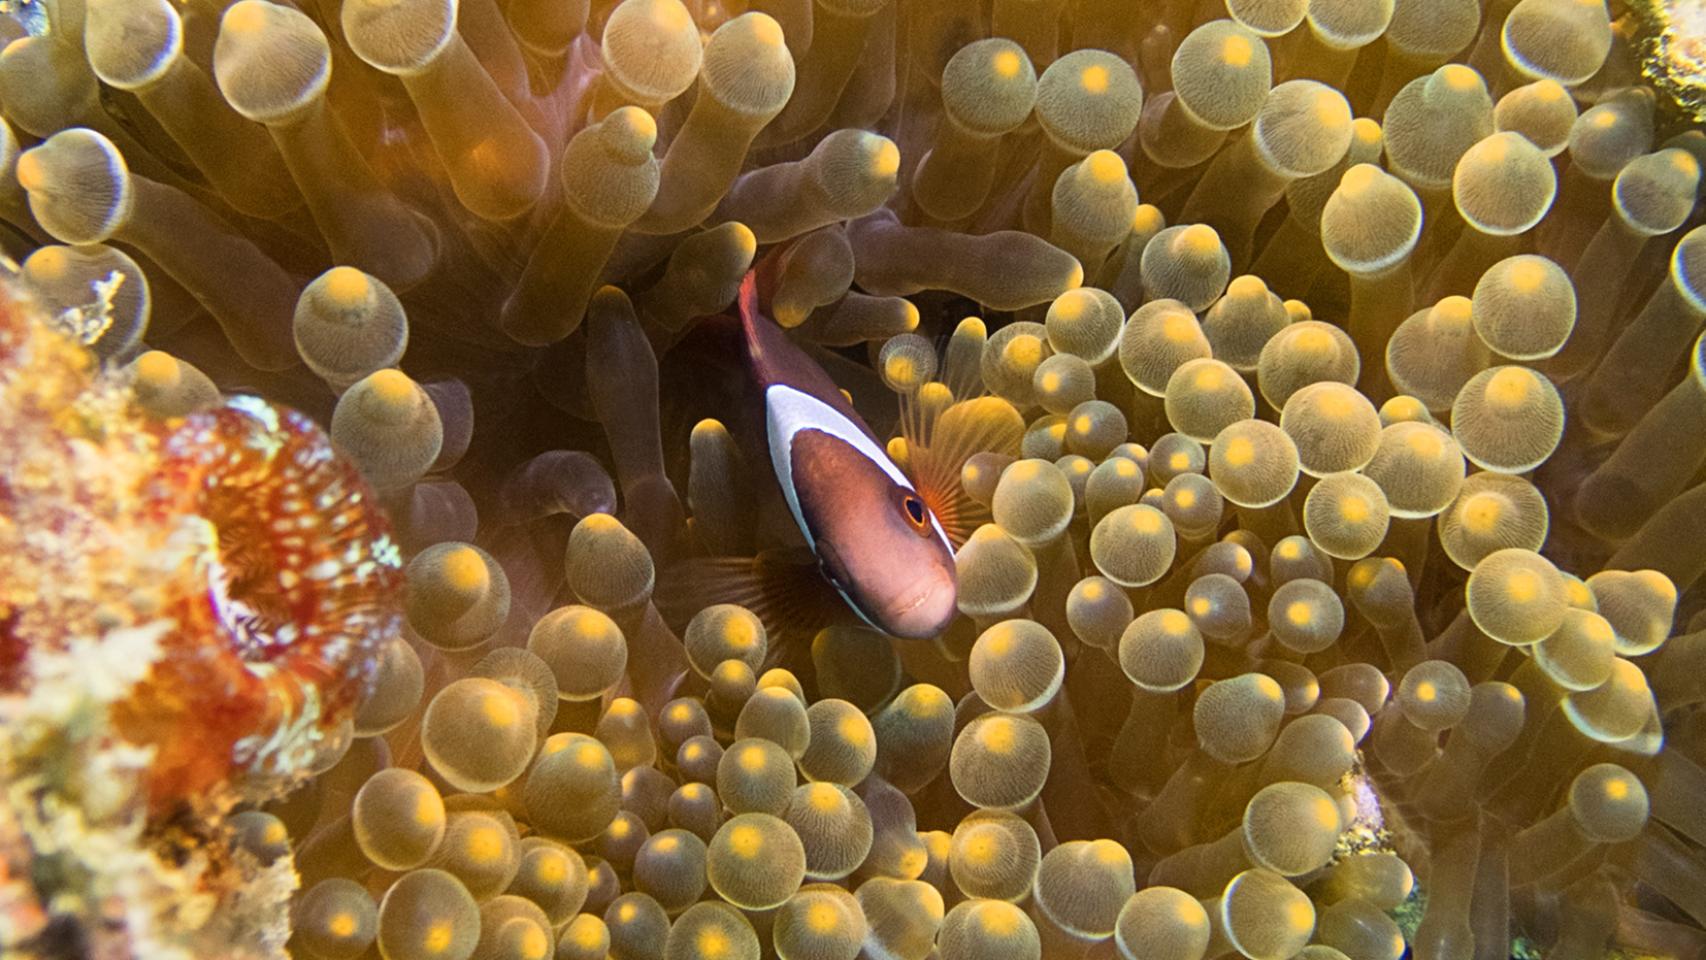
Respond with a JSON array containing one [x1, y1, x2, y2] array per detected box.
[[902, 494, 929, 529]]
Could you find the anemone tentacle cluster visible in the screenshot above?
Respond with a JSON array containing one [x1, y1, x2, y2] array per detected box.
[[3, 0, 1706, 957]]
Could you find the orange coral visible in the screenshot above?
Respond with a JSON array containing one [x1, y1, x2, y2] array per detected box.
[[0, 270, 403, 814]]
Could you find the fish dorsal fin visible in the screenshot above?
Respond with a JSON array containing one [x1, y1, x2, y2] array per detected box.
[[737, 269, 761, 330], [738, 272, 875, 443]]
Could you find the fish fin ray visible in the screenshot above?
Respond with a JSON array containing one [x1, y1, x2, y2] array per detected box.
[[902, 396, 1025, 549], [657, 550, 850, 644]]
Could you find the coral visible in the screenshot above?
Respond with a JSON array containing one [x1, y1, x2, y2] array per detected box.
[[0, 269, 400, 955], [1630, 0, 1706, 124]]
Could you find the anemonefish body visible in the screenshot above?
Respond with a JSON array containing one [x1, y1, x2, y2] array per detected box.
[[735, 274, 959, 639]]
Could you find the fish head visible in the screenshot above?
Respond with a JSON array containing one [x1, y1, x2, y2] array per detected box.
[[767, 386, 957, 639]]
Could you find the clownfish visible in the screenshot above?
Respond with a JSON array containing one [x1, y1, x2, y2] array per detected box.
[[734, 273, 959, 639], [657, 270, 1023, 644]]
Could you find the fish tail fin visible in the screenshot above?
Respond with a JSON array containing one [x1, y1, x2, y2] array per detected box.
[[657, 549, 850, 644]]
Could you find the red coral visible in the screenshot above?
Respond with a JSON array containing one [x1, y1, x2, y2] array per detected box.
[[114, 397, 404, 811]]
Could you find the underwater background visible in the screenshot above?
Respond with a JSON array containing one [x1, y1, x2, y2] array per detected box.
[[3, 0, 1706, 957]]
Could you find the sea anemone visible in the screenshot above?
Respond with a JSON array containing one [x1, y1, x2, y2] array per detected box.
[[3, 0, 1706, 957]]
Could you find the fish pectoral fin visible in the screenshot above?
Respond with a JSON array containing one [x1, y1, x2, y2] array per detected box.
[[657, 549, 853, 645], [903, 395, 1026, 549]]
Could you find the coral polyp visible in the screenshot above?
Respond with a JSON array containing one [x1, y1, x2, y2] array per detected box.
[[2, 301, 401, 812], [122, 394, 402, 806], [0, 271, 400, 954]]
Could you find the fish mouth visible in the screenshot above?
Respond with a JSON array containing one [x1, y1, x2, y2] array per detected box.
[[882, 579, 956, 639]]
